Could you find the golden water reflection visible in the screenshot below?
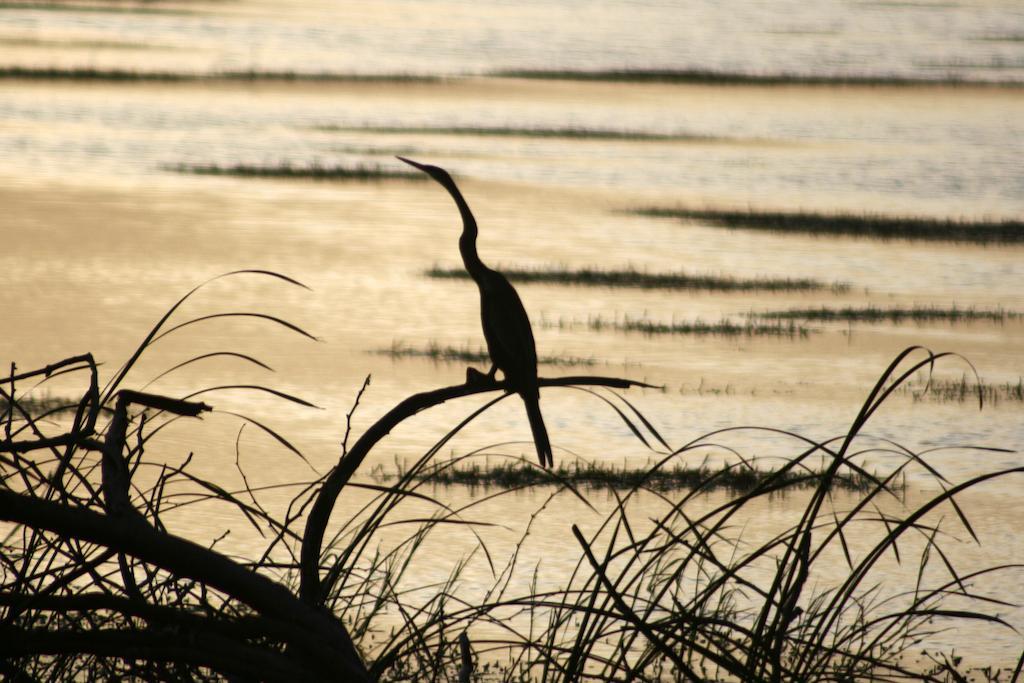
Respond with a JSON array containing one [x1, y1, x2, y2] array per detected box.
[[2, 73, 1022, 670]]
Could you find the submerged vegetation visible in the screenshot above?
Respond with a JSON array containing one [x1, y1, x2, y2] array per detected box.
[[375, 340, 596, 367], [313, 124, 713, 142], [753, 304, 1022, 324], [548, 314, 813, 338], [165, 161, 423, 181], [379, 458, 886, 493], [633, 207, 1024, 244], [490, 67, 1024, 87], [0, 66, 438, 83], [427, 264, 849, 293], [972, 33, 1024, 43], [4, 64, 1017, 89], [0, 36, 171, 49], [903, 375, 1024, 405], [0, 391, 70, 417], [2, 274, 1021, 681], [0, 1, 193, 14]]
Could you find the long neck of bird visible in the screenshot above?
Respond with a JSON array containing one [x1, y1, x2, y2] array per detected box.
[[442, 178, 489, 281]]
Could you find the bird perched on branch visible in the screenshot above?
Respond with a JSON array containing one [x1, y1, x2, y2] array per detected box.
[[397, 157, 553, 468]]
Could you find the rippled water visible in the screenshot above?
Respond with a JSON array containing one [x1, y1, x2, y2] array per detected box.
[[1, 0, 1023, 670], [3, 0, 1024, 81]]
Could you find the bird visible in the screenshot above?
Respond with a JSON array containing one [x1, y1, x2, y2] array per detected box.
[[397, 156, 553, 468]]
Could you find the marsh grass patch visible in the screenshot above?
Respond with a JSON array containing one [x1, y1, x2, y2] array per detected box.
[[545, 314, 813, 338], [0, 36, 174, 49], [0, 66, 438, 83], [426, 264, 848, 293], [634, 207, 1024, 244], [971, 33, 1024, 43], [0, 392, 72, 418], [490, 67, 1023, 87], [376, 458, 889, 493], [903, 375, 1024, 405], [0, 1, 193, 14], [312, 124, 717, 142], [165, 161, 424, 181], [753, 305, 1023, 325], [374, 340, 596, 367]]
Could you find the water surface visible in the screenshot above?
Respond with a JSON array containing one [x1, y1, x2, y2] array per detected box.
[[1, 0, 1022, 669]]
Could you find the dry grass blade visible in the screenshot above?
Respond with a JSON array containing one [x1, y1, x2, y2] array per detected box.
[[100, 270, 308, 403], [183, 385, 321, 409], [150, 312, 319, 345], [215, 411, 313, 466], [144, 351, 275, 387]]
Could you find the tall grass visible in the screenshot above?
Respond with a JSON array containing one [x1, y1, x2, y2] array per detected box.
[[1, 271, 372, 680], [2, 277, 1020, 680]]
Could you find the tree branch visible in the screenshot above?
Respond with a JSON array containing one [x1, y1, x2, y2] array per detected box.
[[0, 489, 371, 681], [0, 624, 315, 682], [0, 590, 318, 655], [299, 374, 654, 605]]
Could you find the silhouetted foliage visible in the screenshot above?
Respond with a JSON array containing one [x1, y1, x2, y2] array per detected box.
[[2, 274, 1020, 681]]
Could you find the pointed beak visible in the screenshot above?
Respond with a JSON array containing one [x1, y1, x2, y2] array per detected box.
[[396, 156, 428, 172], [396, 155, 452, 187]]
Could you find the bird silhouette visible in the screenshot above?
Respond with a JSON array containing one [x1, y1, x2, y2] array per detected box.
[[397, 156, 553, 468]]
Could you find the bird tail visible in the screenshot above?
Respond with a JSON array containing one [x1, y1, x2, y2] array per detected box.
[[522, 393, 553, 468]]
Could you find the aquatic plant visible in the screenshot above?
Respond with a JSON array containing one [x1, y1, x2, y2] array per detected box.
[[903, 375, 1024, 405], [972, 33, 1024, 43], [1, 62, 1019, 88], [0, 66, 438, 83], [375, 340, 596, 367], [427, 264, 848, 293], [165, 161, 423, 181], [375, 457, 885, 493], [490, 68, 1024, 88], [634, 207, 1024, 244], [0, 1, 191, 15], [0, 391, 70, 417], [753, 304, 1023, 324], [547, 314, 813, 338], [313, 124, 712, 142]]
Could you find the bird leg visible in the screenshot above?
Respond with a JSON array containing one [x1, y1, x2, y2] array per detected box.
[[465, 364, 498, 386], [465, 366, 489, 385]]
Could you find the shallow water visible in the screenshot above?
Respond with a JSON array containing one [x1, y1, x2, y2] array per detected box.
[[3, 0, 1024, 82], [1, 0, 1023, 671]]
